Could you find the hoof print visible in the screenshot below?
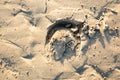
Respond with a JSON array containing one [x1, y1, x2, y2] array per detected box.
[[45, 18, 119, 61]]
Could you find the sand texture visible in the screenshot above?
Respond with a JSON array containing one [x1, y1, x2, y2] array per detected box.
[[0, 0, 120, 80]]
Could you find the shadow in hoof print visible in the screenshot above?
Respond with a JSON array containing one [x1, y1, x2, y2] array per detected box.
[[45, 18, 119, 62]]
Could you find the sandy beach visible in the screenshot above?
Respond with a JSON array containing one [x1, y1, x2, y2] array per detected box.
[[0, 0, 120, 80]]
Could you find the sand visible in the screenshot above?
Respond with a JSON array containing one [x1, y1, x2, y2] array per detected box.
[[0, 0, 120, 80]]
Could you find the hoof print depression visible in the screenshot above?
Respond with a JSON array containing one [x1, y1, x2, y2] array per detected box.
[[45, 18, 119, 61], [45, 18, 85, 61]]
